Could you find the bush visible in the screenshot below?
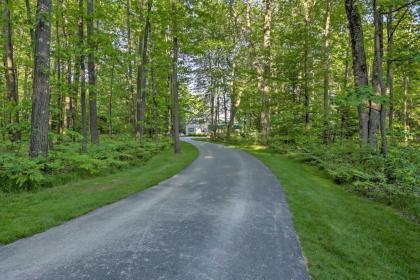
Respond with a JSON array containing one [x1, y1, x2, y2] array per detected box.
[[267, 137, 420, 220], [0, 137, 170, 192]]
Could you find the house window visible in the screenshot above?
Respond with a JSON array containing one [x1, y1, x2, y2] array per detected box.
[[188, 128, 195, 133]]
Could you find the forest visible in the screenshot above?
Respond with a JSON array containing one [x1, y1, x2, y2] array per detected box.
[[0, 0, 419, 278], [1, 0, 418, 218]]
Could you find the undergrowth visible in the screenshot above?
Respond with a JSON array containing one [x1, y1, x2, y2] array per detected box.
[[0, 135, 170, 192]]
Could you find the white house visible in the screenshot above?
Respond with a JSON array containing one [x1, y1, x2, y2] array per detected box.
[[185, 123, 208, 135]]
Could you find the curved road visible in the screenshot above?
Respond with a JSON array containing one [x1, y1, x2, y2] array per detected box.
[[0, 139, 308, 280]]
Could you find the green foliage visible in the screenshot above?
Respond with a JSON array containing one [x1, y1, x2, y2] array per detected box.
[[0, 137, 170, 193], [0, 155, 46, 192], [268, 136, 419, 220]]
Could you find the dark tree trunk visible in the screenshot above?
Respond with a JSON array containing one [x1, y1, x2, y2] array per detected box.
[[303, 0, 310, 127], [24, 0, 35, 47], [29, 0, 52, 157], [136, 0, 152, 140], [403, 75, 408, 144], [87, 0, 99, 144], [370, 0, 386, 153], [78, 0, 87, 152], [345, 0, 369, 146], [150, 29, 159, 142], [135, 0, 144, 138], [171, 0, 180, 153], [2, 0, 20, 141], [54, 5, 63, 134], [126, 0, 136, 129], [108, 63, 114, 136], [386, 10, 395, 144], [322, 0, 331, 144], [373, 2, 387, 154]]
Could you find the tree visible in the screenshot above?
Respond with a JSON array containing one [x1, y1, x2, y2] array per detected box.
[[372, 0, 387, 154], [257, 0, 272, 145], [171, 0, 180, 153], [2, 0, 20, 141], [77, 0, 88, 152], [29, 0, 52, 157], [87, 0, 99, 144], [322, 0, 331, 144], [344, 0, 369, 146]]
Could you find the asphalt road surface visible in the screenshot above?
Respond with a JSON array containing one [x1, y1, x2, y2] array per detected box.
[[0, 139, 309, 280]]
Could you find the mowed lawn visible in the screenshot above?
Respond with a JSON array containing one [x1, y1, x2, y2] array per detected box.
[[209, 140, 419, 280], [0, 141, 198, 244]]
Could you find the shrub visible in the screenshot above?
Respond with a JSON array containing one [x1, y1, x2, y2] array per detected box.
[[0, 137, 171, 192], [266, 138, 419, 220]]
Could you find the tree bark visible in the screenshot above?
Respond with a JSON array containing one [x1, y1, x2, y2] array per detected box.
[[126, 0, 136, 129], [171, 0, 180, 153], [135, 0, 144, 138], [24, 0, 35, 47], [227, 1, 240, 138], [29, 0, 52, 157], [2, 0, 20, 141], [345, 0, 369, 146], [108, 62, 114, 136], [257, 0, 272, 145], [87, 0, 99, 144], [54, 4, 63, 134], [403, 75, 408, 144], [136, 0, 152, 140], [322, 0, 331, 144], [303, 0, 310, 127], [386, 10, 395, 143], [150, 29, 159, 142], [371, 0, 387, 153], [78, 0, 87, 152]]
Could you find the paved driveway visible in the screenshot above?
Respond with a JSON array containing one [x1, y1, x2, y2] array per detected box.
[[0, 139, 308, 280]]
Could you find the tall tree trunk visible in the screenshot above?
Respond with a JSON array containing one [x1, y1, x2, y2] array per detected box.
[[135, 0, 144, 138], [376, 3, 387, 154], [403, 75, 408, 145], [108, 62, 114, 136], [78, 0, 87, 152], [29, 0, 52, 157], [2, 0, 20, 141], [322, 0, 331, 144], [371, 0, 386, 153], [23, 63, 31, 121], [171, 0, 180, 153], [136, 0, 152, 140], [62, 8, 74, 131], [345, 0, 369, 146], [126, 0, 136, 130], [257, 0, 272, 145], [25, 0, 35, 47], [386, 10, 395, 144], [65, 59, 73, 130], [340, 39, 351, 139], [227, 1, 240, 138], [87, 0, 99, 144], [208, 55, 216, 139], [24, 0, 34, 123], [54, 4, 63, 134], [303, 0, 310, 127], [150, 29, 159, 142]]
